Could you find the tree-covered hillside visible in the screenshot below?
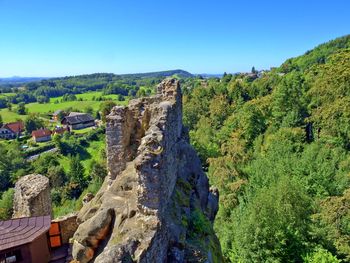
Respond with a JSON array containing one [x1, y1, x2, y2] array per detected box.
[[183, 35, 350, 262]]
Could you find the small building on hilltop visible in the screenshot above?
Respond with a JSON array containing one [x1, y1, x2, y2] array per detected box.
[[0, 121, 24, 139], [32, 129, 52, 143], [0, 215, 51, 263], [61, 112, 95, 130]]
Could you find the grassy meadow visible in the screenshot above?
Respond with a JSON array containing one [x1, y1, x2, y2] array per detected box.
[[0, 92, 16, 98], [57, 138, 105, 173], [0, 91, 128, 123]]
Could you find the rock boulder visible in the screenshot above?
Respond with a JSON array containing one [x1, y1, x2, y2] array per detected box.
[[13, 174, 51, 218]]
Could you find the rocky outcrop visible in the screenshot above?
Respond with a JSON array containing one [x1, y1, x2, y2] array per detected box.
[[72, 79, 223, 262], [13, 174, 51, 218]]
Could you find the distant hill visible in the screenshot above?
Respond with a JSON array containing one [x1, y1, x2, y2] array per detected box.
[[196, 73, 224, 78], [281, 34, 350, 72], [0, 70, 193, 86], [119, 69, 193, 78], [0, 77, 47, 85]]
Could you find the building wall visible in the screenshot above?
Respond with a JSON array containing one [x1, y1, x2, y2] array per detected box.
[[0, 244, 31, 263], [34, 136, 52, 142], [52, 214, 79, 244], [71, 121, 95, 130], [29, 234, 50, 263], [0, 128, 15, 139]]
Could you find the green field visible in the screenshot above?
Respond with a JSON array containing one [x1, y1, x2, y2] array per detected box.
[[48, 91, 121, 103], [0, 109, 25, 122], [0, 91, 129, 123], [58, 139, 105, 172], [0, 93, 16, 99]]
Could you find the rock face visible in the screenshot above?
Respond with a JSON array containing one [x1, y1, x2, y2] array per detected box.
[[72, 79, 222, 263], [13, 174, 51, 218]]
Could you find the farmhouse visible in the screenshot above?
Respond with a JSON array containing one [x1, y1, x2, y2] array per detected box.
[[61, 112, 95, 130], [0, 121, 24, 139], [32, 128, 52, 142], [0, 215, 51, 263]]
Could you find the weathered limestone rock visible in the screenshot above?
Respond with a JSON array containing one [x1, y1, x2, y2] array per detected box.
[[13, 174, 51, 218], [82, 193, 95, 204], [73, 208, 115, 263], [72, 78, 223, 262]]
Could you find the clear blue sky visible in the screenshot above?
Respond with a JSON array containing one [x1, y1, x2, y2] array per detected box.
[[0, 0, 349, 77]]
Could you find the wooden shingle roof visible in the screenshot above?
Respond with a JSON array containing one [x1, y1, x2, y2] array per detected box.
[[2, 121, 24, 133], [0, 215, 51, 251], [62, 113, 94, 125]]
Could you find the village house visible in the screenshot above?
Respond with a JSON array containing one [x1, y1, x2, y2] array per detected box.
[[0, 215, 78, 263], [0, 121, 24, 139], [0, 215, 51, 263], [61, 112, 95, 130], [32, 129, 52, 143]]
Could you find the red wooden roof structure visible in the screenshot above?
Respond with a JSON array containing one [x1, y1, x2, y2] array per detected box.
[[2, 121, 24, 133], [0, 215, 51, 251], [31, 128, 52, 138]]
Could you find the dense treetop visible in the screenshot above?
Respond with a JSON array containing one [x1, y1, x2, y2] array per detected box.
[[183, 35, 350, 262]]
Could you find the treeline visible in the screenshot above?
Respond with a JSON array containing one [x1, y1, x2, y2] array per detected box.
[[0, 70, 193, 108], [183, 35, 350, 262]]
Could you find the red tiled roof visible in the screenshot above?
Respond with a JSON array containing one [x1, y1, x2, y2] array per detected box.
[[3, 121, 24, 133], [0, 215, 51, 251], [32, 129, 51, 138]]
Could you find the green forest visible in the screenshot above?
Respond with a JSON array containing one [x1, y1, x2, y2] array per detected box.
[[183, 35, 350, 262]]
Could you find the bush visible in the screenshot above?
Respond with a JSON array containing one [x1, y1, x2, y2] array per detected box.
[[53, 198, 78, 218], [189, 209, 212, 238], [0, 189, 14, 220], [303, 247, 341, 263], [24, 143, 55, 157], [51, 189, 62, 206]]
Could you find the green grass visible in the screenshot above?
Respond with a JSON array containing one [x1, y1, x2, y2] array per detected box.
[[59, 138, 105, 173], [27, 100, 103, 113], [0, 91, 129, 123], [59, 91, 119, 101], [0, 108, 26, 122], [48, 91, 121, 103], [72, 127, 95, 134], [0, 92, 16, 98], [0, 92, 16, 97], [52, 177, 103, 218]]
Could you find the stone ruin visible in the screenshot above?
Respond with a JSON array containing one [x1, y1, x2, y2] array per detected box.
[[12, 174, 51, 218], [72, 78, 222, 262]]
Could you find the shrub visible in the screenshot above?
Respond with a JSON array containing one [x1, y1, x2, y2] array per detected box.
[[0, 189, 14, 220], [303, 247, 341, 263]]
